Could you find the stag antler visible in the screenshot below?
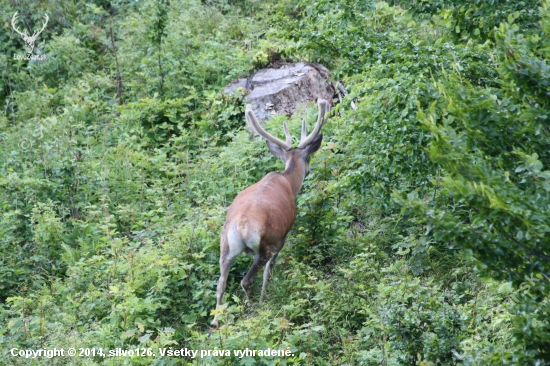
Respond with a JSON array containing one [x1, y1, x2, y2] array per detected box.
[[246, 100, 330, 151], [298, 99, 330, 148], [246, 107, 293, 151], [11, 12, 28, 38], [32, 14, 49, 39]]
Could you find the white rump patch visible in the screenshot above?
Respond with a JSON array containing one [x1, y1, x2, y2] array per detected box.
[[227, 225, 245, 258], [227, 222, 261, 257]]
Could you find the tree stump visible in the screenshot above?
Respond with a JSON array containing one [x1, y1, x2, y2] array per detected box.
[[224, 62, 334, 121]]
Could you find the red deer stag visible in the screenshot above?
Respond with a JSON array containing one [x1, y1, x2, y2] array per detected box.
[[210, 99, 330, 330]]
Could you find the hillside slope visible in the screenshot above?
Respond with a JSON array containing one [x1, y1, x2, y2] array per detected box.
[[1, 0, 549, 365]]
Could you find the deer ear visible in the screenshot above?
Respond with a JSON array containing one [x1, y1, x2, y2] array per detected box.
[[266, 140, 288, 162], [303, 134, 323, 156]]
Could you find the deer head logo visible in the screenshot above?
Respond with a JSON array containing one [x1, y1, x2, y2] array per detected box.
[[11, 11, 49, 55]]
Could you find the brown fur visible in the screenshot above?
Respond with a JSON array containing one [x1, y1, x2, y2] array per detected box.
[[210, 148, 318, 330], [210, 101, 329, 331]]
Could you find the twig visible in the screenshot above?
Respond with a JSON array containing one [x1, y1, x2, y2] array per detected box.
[[188, 213, 201, 252], [5, 61, 16, 124], [109, 19, 123, 104], [157, 52, 164, 95], [500, 230, 550, 263], [337, 82, 357, 110], [333, 82, 342, 104]]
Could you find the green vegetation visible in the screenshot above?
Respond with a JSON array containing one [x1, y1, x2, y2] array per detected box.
[[1, 0, 549, 364]]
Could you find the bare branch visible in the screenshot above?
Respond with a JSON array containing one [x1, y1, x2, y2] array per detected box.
[[110, 20, 123, 104]]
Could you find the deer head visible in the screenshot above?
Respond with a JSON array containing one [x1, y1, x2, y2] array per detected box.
[[12, 11, 49, 55]]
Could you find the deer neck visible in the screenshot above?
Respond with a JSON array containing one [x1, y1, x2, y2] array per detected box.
[[282, 157, 306, 197]]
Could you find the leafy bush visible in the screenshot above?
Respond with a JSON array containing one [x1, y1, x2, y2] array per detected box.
[[386, 0, 541, 41], [401, 2, 550, 362], [1, 0, 549, 364]]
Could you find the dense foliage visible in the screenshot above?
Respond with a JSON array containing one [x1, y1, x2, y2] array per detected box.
[[1, 0, 548, 365]]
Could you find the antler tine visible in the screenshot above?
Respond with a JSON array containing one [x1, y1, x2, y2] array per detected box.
[[301, 118, 307, 141], [298, 99, 330, 148], [245, 106, 292, 151], [283, 122, 292, 147], [11, 12, 27, 37], [32, 14, 49, 38]]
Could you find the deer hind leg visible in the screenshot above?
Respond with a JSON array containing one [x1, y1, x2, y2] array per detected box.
[[210, 256, 235, 329], [210, 253, 236, 330], [211, 227, 243, 330], [241, 248, 279, 304], [260, 252, 279, 303]]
